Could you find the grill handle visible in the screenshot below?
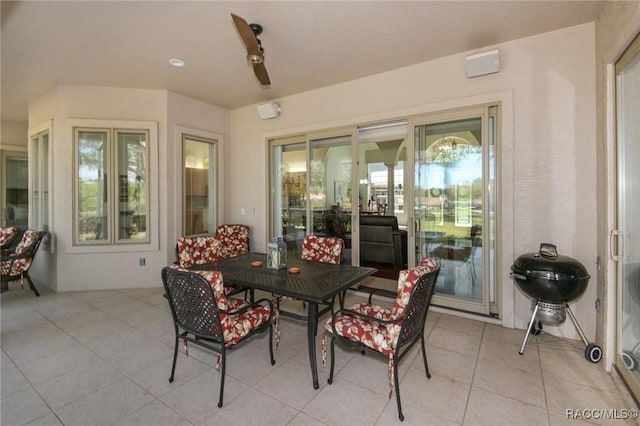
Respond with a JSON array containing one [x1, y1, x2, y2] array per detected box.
[[538, 243, 558, 260], [510, 272, 528, 281]]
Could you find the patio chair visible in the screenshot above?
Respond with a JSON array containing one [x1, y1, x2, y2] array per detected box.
[[276, 235, 344, 331], [322, 258, 440, 421], [0, 226, 19, 252], [161, 266, 276, 408], [1, 230, 47, 296], [175, 224, 252, 299], [429, 224, 481, 286]]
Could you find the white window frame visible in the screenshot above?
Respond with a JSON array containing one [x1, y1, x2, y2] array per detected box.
[[69, 119, 158, 250]]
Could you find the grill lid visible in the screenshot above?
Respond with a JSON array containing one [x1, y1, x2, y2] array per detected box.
[[511, 243, 590, 280]]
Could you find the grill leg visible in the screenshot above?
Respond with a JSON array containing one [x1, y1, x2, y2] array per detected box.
[[565, 304, 589, 346], [520, 302, 540, 355]]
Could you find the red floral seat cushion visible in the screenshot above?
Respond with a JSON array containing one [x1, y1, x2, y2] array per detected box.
[[0, 227, 17, 246], [1, 230, 41, 276], [301, 235, 344, 264], [190, 269, 273, 348]]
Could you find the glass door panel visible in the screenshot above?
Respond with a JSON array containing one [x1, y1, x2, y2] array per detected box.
[[414, 112, 494, 314], [271, 141, 307, 255], [616, 35, 640, 400], [309, 134, 352, 260], [357, 121, 409, 276]]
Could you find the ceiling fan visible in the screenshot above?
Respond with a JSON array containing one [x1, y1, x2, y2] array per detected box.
[[231, 13, 271, 86]]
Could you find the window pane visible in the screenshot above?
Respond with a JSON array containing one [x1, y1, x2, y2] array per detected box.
[[183, 136, 216, 236], [30, 134, 40, 228], [116, 131, 148, 242], [77, 130, 109, 242]]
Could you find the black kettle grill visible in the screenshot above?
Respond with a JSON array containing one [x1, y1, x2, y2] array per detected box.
[[511, 243, 602, 363]]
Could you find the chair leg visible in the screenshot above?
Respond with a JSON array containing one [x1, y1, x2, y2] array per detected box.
[[169, 335, 178, 383], [393, 353, 404, 422], [268, 322, 275, 365], [421, 333, 431, 379], [25, 273, 40, 297], [218, 350, 226, 408], [327, 337, 336, 384]]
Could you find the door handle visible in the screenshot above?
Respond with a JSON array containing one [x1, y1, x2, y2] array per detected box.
[[610, 229, 619, 262]]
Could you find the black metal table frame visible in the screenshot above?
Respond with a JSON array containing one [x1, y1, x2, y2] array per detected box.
[[190, 252, 376, 389]]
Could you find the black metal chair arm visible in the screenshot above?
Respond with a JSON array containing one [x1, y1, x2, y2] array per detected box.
[[222, 297, 274, 318], [331, 307, 402, 328], [366, 288, 397, 304], [2, 251, 30, 261]]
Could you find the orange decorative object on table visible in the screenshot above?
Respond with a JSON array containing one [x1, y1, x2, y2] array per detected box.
[[288, 267, 300, 274], [251, 261, 263, 267]]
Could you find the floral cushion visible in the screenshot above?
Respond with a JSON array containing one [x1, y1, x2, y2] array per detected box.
[[176, 225, 249, 267], [301, 235, 344, 264], [190, 269, 271, 348], [15, 230, 40, 255], [0, 257, 31, 276], [391, 260, 437, 319], [215, 224, 249, 259], [0, 227, 17, 246]]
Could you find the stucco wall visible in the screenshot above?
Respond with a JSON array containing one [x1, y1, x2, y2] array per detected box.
[[229, 23, 598, 340], [27, 85, 229, 291], [0, 121, 28, 148]]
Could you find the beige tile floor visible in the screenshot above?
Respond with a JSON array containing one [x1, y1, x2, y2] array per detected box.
[[1, 284, 638, 426]]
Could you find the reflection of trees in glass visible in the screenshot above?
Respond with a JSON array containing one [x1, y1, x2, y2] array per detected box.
[[309, 160, 326, 208], [78, 133, 106, 235], [282, 171, 306, 208]]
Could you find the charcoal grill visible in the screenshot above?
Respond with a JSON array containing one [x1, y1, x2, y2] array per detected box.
[[511, 243, 602, 363]]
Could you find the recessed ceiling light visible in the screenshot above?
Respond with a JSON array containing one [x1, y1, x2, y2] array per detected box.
[[169, 58, 186, 67]]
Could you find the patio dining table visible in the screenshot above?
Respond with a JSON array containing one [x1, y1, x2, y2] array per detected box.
[[190, 252, 376, 389]]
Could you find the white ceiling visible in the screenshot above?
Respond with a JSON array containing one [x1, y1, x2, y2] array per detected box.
[[1, 1, 602, 124]]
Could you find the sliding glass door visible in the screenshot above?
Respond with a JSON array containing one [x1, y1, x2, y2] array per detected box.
[[615, 33, 640, 401], [268, 105, 499, 316], [413, 106, 496, 314]]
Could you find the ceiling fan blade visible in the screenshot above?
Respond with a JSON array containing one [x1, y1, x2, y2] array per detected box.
[[253, 62, 271, 86], [231, 14, 260, 56]]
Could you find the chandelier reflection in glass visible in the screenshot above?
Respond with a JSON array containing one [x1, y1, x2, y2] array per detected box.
[[434, 136, 470, 163]]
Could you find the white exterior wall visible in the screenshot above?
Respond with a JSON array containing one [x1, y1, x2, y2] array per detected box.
[[229, 23, 598, 340], [27, 85, 229, 291]]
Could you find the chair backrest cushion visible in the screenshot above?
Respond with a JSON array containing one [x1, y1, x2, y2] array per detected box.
[[15, 230, 41, 255], [0, 227, 17, 246], [391, 258, 439, 319], [176, 235, 220, 267], [215, 224, 250, 258], [301, 235, 344, 264], [176, 225, 249, 267]]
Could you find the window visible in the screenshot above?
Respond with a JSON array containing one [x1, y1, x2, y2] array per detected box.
[[183, 135, 217, 236], [29, 122, 51, 233], [74, 127, 149, 245]]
